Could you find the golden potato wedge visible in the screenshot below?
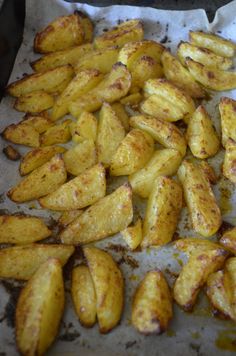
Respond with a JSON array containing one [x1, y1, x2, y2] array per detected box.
[[34, 13, 85, 53], [132, 270, 172, 334], [94, 19, 143, 49], [129, 115, 187, 156], [161, 50, 205, 98], [219, 97, 236, 147], [69, 63, 131, 117], [16, 258, 64, 356], [72, 111, 97, 143], [142, 79, 195, 123], [97, 102, 125, 167], [77, 10, 93, 43], [14, 90, 54, 113], [58, 210, 83, 226], [174, 238, 225, 257], [173, 247, 228, 311], [178, 160, 221, 237], [186, 105, 220, 159], [84, 246, 124, 333], [120, 92, 143, 106], [121, 219, 142, 250], [186, 58, 236, 91], [51, 69, 103, 121], [0, 244, 74, 280], [142, 176, 182, 248], [71, 265, 96, 327], [20, 146, 66, 176], [31, 43, 93, 72], [39, 163, 106, 211], [0, 215, 51, 244], [129, 149, 182, 198], [63, 139, 97, 176], [177, 41, 233, 70], [110, 129, 154, 176], [60, 183, 133, 245], [23, 112, 53, 133], [189, 31, 236, 58], [223, 139, 236, 184], [7, 65, 74, 97], [2, 122, 40, 147], [220, 227, 236, 254], [3, 145, 21, 161], [198, 160, 218, 185], [225, 258, 236, 314], [111, 102, 129, 131], [40, 119, 72, 146], [8, 154, 67, 202]]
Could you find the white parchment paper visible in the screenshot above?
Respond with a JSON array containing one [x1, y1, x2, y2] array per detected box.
[[0, 1, 236, 355]]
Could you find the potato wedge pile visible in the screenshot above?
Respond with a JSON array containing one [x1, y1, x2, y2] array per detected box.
[[1, 9, 236, 354]]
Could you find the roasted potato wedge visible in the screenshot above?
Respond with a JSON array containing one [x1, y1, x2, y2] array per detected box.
[[40, 119, 72, 146], [69, 63, 131, 117], [120, 92, 143, 106], [121, 218, 142, 250], [16, 258, 64, 356], [132, 270, 172, 334], [189, 31, 235, 58], [58, 210, 83, 226], [39, 163, 106, 210], [110, 129, 154, 176], [177, 160, 221, 237], [71, 265, 97, 327], [0, 244, 74, 280], [219, 97, 236, 147], [94, 19, 143, 49], [174, 238, 225, 257], [97, 103, 125, 167], [129, 115, 187, 156], [225, 258, 236, 317], [63, 139, 97, 176], [177, 41, 233, 70], [223, 139, 236, 184], [161, 50, 205, 98], [173, 247, 228, 311], [14, 90, 54, 113], [186, 58, 236, 91], [3, 145, 21, 161], [186, 105, 220, 159], [8, 154, 67, 202], [0, 215, 51, 244], [23, 112, 53, 133], [142, 176, 182, 248], [60, 183, 133, 245], [72, 111, 97, 143], [7, 65, 74, 97], [2, 122, 40, 147], [129, 149, 182, 198], [84, 246, 124, 333], [111, 102, 129, 131], [220, 227, 236, 254], [198, 160, 218, 185], [77, 10, 94, 43]]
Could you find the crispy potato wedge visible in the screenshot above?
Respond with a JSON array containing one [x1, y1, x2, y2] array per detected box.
[[130, 115, 187, 156], [77, 10, 94, 43], [120, 92, 143, 106], [3, 145, 21, 161], [23, 112, 53, 133], [111, 102, 129, 131], [223, 139, 236, 184], [71, 265, 96, 327], [34, 13, 85, 53], [177, 160, 221, 237], [7, 65, 74, 97], [129, 149, 182, 198], [40, 119, 72, 146], [161, 50, 205, 98], [186, 105, 220, 159], [14, 90, 54, 113], [2, 122, 40, 147], [189, 31, 235, 58], [8, 154, 67, 202], [39, 163, 106, 210], [177, 41, 233, 70], [110, 129, 154, 176], [20, 146, 66, 176], [225, 258, 236, 317], [198, 160, 218, 185], [132, 270, 172, 334], [0, 244, 74, 280], [142, 176, 182, 248], [58, 210, 83, 226], [174, 238, 225, 257], [84, 247, 124, 333], [121, 219, 142, 250], [142, 79, 195, 123], [220, 227, 236, 254], [63, 139, 97, 176], [173, 248, 228, 311], [60, 183, 133, 245], [186, 58, 236, 91], [69, 63, 131, 117], [51, 69, 103, 121], [219, 97, 236, 147], [97, 103, 125, 167], [94, 19, 143, 49], [72, 111, 97, 143], [0, 215, 51, 244], [16, 258, 64, 356]]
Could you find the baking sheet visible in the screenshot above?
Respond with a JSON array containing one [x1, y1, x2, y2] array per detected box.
[[0, 0, 236, 355]]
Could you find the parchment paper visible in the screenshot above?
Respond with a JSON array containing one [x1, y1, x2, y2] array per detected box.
[[0, 1, 236, 355]]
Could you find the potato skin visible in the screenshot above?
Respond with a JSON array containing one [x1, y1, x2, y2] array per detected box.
[[219, 97, 236, 147], [2, 122, 40, 148], [132, 270, 172, 334], [14, 90, 54, 113], [223, 139, 236, 184]]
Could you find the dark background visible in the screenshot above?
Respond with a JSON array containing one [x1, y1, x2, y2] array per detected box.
[[0, 0, 232, 100]]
